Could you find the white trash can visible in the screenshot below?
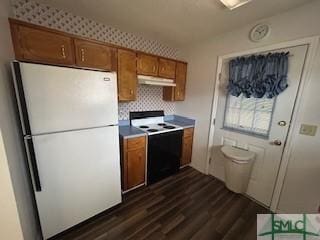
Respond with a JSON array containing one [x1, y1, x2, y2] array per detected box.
[[221, 145, 255, 193]]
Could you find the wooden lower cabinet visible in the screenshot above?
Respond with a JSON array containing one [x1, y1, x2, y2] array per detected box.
[[181, 127, 194, 166], [121, 136, 146, 191]]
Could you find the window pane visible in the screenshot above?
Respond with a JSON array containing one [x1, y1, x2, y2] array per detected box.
[[239, 110, 254, 129], [228, 95, 241, 108], [253, 111, 272, 134], [256, 98, 274, 112], [225, 108, 240, 126], [241, 97, 256, 111], [223, 94, 275, 138]]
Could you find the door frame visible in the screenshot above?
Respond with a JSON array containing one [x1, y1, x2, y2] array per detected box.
[[206, 36, 319, 211]]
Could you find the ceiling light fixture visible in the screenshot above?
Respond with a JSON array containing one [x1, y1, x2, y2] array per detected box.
[[220, 0, 252, 10]]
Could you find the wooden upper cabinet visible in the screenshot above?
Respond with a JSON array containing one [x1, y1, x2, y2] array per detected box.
[[137, 53, 158, 76], [118, 49, 137, 101], [74, 39, 116, 71], [158, 58, 176, 79], [163, 62, 187, 101], [11, 24, 75, 65], [174, 62, 187, 101]]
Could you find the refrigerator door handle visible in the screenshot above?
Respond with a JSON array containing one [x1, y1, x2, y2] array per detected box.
[[25, 136, 42, 192]]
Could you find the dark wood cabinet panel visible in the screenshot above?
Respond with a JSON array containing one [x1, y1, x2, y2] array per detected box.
[[158, 58, 176, 79], [137, 53, 158, 76], [121, 136, 146, 191], [181, 128, 194, 166], [118, 49, 137, 101], [11, 24, 75, 65], [74, 39, 116, 71]]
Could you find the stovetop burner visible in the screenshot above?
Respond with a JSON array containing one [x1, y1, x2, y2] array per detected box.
[[130, 112, 182, 135], [147, 129, 159, 133], [163, 126, 176, 129]]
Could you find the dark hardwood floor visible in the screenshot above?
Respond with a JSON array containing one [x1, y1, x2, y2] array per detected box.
[[56, 167, 269, 240]]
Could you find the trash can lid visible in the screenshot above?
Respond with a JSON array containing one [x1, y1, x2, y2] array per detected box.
[[221, 145, 255, 162]]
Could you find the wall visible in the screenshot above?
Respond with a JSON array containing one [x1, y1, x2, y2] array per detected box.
[[0, 0, 40, 239], [0, 130, 24, 240], [176, 1, 320, 212], [12, 0, 180, 120]]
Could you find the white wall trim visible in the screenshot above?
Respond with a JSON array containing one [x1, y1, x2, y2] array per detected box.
[[205, 36, 320, 211]]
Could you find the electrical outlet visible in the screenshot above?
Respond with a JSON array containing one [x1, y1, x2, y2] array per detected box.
[[299, 124, 317, 136]]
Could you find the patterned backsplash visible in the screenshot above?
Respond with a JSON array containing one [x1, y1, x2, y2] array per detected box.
[[118, 85, 175, 120], [12, 0, 178, 120]]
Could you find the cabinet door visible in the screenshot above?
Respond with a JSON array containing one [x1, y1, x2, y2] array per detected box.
[[118, 49, 137, 101], [13, 25, 75, 65], [163, 62, 187, 101], [181, 128, 194, 166], [175, 62, 187, 101], [181, 136, 193, 166], [127, 148, 145, 189], [158, 58, 176, 79], [137, 53, 158, 76], [74, 39, 116, 71]]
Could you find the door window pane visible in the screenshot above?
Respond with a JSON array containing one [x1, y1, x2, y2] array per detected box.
[[223, 94, 275, 137]]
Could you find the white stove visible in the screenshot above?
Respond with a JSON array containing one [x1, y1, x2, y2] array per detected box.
[[131, 116, 183, 135]]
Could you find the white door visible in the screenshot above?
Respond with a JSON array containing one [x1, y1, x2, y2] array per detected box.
[[30, 126, 121, 239], [17, 63, 118, 135], [210, 45, 308, 206]]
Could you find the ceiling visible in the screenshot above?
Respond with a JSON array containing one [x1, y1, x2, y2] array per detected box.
[[34, 0, 314, 47]]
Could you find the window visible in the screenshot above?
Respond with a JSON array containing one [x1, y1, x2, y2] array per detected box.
[[223, 94, 276, 138]]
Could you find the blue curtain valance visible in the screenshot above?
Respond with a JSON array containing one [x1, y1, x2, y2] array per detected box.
[[227, 52, 289, 98]]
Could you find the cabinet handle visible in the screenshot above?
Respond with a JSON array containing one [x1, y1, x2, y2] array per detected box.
[[80, 48, 85, 62], [61, 45, 66, 59], [153, 66, 156, 72], [130, 89, 134, 95]]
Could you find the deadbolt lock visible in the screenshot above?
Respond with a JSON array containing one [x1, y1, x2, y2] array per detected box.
[[278, 121, 287, 127]]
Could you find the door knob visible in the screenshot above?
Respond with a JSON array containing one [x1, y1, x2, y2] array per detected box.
[[271, 140, 282, 146]]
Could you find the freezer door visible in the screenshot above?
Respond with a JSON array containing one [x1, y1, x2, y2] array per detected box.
[[31, 126, 121, 239], [16, 62, 118, 135]]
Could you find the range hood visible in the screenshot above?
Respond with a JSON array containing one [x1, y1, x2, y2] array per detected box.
[[138, 75, 176, 87]]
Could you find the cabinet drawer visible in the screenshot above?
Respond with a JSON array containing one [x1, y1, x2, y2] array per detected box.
[[184, 128, 194, 138], [127, 136, 146, 150]]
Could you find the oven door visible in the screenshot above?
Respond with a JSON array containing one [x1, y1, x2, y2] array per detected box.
[[147, 130, 183, 184]]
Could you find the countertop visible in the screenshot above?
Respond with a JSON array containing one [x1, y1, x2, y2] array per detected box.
[[118, 125, 146, 139], [119, 115, 195, 139]]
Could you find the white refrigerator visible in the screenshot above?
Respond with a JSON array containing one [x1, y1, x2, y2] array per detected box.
[[12, 62, 122, 239]]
